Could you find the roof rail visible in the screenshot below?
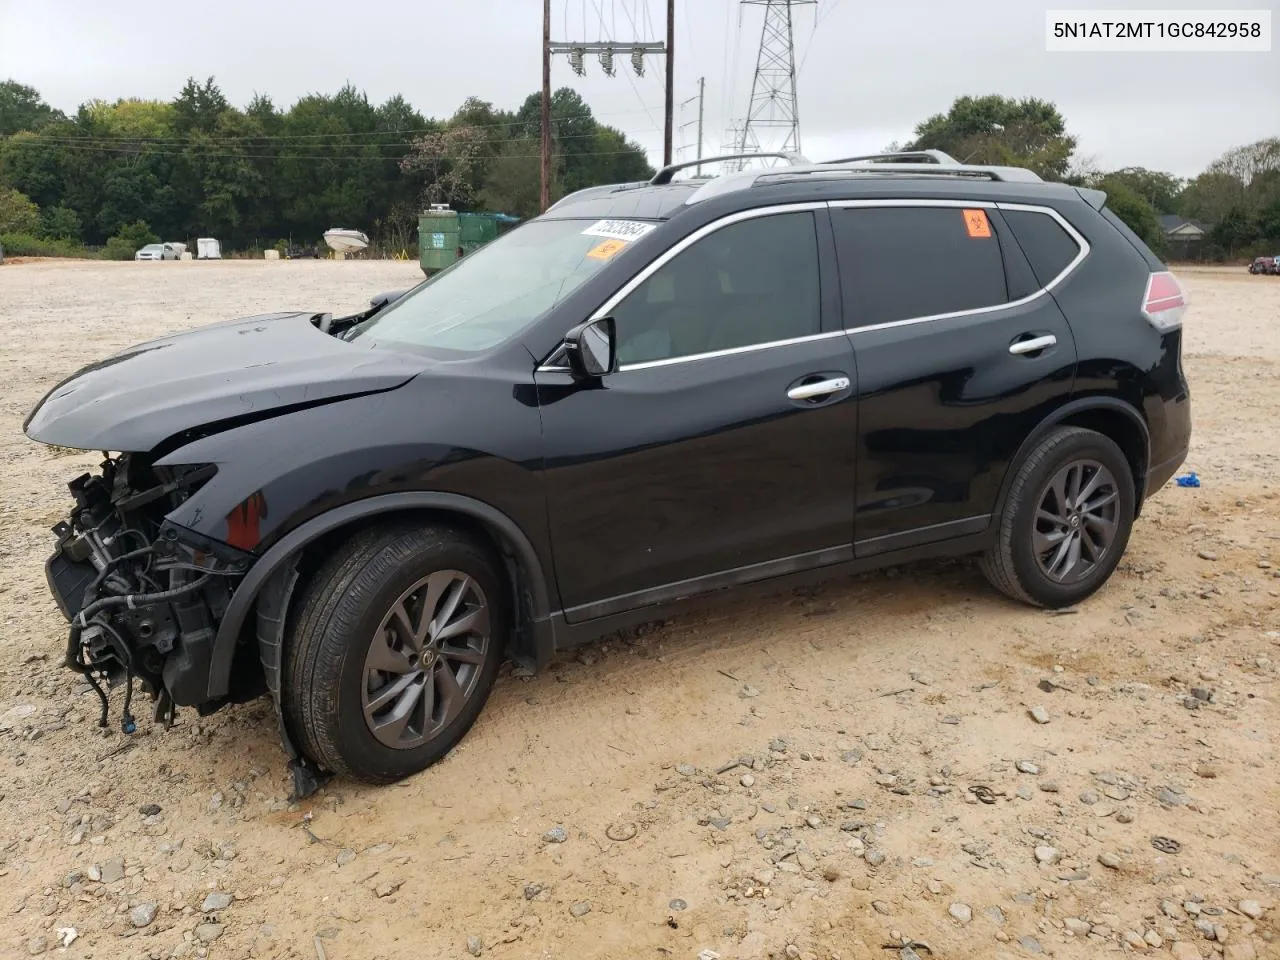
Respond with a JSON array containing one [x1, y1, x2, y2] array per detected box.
[[822, 149, 960, 165], [649, 151, 807, 186], [684, 159, 1043, 204]]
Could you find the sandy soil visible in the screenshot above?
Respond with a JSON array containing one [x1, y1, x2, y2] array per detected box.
[[0, 260, 1277, 960]]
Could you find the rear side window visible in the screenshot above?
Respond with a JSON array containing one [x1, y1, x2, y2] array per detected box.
[[832, 206, 1009, 328], [1001, 209, 1083, 288], [1099, 205, 1165, 269]]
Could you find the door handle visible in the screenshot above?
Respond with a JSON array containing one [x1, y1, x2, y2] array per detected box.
[[787, 376, 850, 401], [1009, 334, 1057, 356]]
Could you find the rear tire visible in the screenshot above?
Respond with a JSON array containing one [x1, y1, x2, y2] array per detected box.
[[282, 523, 506, 783], [980, 426, 1135, 608]]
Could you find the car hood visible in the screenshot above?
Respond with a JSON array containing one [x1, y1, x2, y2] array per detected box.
[[24, 311, 424, 452]]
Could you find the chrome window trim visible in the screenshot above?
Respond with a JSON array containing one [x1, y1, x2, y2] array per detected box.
[[535, 201, 827, 373], [828, 199, 1089, 335], [534, 198, 1089, 370]]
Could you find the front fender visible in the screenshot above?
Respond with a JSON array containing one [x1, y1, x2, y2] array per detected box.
[[200, 491, 555, 700]]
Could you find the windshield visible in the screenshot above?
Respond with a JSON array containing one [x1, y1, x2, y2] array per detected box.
[[346, 217, 656, 354], [141, 244, 163, 252]]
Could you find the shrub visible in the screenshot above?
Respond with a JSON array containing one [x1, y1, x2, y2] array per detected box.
[[0, 186, 40, 234], [102, 219, 158, 260], [40, 204, 82, 241], [0, 232, 94, 258]]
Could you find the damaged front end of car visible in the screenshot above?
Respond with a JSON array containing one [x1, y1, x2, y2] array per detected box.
[[49, 454, 254, 733]]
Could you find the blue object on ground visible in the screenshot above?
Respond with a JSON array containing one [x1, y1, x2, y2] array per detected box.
[[1175, 472, 1200, 488]]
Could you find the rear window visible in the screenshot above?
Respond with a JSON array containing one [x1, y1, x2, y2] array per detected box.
[[832, 206, 1009, 328], [1001, 209, 1083, 289]]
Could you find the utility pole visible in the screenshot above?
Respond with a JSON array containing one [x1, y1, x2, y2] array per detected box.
[[696, 76, 705, 168], [664, 0, 675, 166], [540, 0, 552, 213]]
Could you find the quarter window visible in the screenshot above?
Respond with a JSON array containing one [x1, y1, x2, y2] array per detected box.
[[832, 206, 1010, 329], [612, 211, 821, 365], [1001, 209, 1083, 288]]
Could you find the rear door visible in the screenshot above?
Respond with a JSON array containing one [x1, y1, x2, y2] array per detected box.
[[537, 205, 858, 620], [830, 199, 1082, 556]]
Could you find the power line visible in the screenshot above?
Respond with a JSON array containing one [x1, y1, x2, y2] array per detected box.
[[0, 140, 652, 161], [17, 128, 643, 151]]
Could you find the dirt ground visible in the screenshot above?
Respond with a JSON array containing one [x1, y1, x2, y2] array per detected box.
[[0, 259, 1277, 960]]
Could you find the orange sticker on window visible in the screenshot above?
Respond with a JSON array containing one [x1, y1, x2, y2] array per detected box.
[[963, 208, 992, 238], [586, 238, 628, 260]]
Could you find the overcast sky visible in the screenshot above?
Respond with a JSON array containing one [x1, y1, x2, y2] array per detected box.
[[1, 0, 1275, 177]]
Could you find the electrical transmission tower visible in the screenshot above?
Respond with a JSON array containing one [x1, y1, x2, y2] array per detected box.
[[736, 0, 816, 164]]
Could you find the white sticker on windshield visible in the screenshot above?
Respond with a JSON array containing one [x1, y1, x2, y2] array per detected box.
[[581, 219, 655, 242]]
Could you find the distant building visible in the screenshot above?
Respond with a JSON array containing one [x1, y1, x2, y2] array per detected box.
[[1158, 214, 1208, 259]]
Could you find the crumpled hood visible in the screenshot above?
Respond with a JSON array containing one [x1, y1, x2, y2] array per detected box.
[[24, 311, 425, 452]]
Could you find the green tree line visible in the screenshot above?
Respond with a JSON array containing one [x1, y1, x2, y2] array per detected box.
[[2, 81, 1276, 261], [0, 77, 652, 257]]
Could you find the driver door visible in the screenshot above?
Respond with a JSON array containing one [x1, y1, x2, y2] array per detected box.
[[535, 206, 859, 621]]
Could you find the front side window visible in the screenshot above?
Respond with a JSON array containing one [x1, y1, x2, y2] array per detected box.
[[611, 211, 821, 366], [832, 206, 1010, 328], [347, 218, 653, 355]]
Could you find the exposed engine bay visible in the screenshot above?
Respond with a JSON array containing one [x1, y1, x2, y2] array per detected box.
[[48, 454, 251, 732]]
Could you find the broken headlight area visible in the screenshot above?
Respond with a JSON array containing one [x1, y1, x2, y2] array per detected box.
[[47, 454, 249, 732]]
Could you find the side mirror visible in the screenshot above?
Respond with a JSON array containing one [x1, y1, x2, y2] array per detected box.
[[564, 317, 617, 378]]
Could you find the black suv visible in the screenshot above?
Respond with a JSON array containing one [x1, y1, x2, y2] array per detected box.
[[25, 150, 1191, 794]]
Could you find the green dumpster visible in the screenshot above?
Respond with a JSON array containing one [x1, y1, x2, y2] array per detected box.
[[458, 213, 499, 256], [419, 205, 461, 275]]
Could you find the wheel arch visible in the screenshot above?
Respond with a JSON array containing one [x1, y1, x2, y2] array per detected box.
[[206, 492, 555, 701], [995, 397, 1151, 525]]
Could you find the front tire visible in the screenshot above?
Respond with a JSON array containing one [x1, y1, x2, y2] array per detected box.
[[282, 524, 506, 783], [980, 426, 1135, 608]]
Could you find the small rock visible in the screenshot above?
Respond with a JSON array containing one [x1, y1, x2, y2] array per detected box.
[[1098, 851, 1122, 869], [872, 900, 892, 915], [1197, 550, 1218, 561], [55, 798, 72, 814], [570, 901, 591, 918], [1063, 918, 1091, 936], [1238, 900, 1264, 920], [100, 857, 124, 884], [1018, 935, 1043, 954], [1015, 760, 1040, 775], [1116, 808, 1136, 824], [740, 684, 760, 698], [805, 815, 822, 829], [985, 906, 1006, 925], [201, 892, 232, 912], [1034, 845, 1060, 865], [865, 849, 886, 867], [374, 880, 402, 898], [26, 936, 47, 956], [1079, 790, 1100, 805], [1123, 930, 1147, 950], [1145, 930, 1163, 948], [1158, 787, 1188, 807], [1170, 943, 1203, 960], [130, 902, 158, 927], [676, 762, 696, 776], [822, 866, 840, 882], [138, 803, 162, 816], [948, 903, 972, 923], [1190, 687, 1214, 703], [740, 774, 755, 788], [523, 883, 543, 900], [1039, 780, 1060, 793], [1194, 762, 1221, 779], [336, 847, 356, 865], [1224, 942, 1258, 960], [194, 923, 224, 943], [542, 826, 568, 844], [466, 935, 484, 957], [1017, 785, 1033, 801], [669, 899, 687, 911], [1029, 705, 1051, 724]]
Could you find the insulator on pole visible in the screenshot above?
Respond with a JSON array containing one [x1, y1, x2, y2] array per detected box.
[[569, 47, 586, 75], [631, 46, 646, 76], [599, 45, 615, 76]]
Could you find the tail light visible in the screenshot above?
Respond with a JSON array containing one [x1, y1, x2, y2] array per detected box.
[[1142, 271, 1187, 331]]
